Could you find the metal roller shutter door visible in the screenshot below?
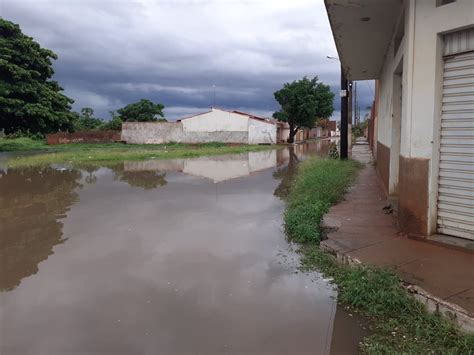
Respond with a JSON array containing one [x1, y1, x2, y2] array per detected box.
[[437, 50, 474, 240]]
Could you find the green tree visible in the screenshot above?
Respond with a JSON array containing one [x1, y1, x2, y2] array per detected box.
[[74, 107, 103, 131], [117, 99, 165, 122], [0, 19, 76, 134], [99, 110, 122, 131], [273, 76, 334, 143]]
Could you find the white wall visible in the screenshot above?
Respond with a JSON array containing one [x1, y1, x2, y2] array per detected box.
[[182, 108, 248, 132], [376, 0, 474, 232], [411, 0, 474, 233], [248, 118, 277, 144], [123, 108, 278, 145]]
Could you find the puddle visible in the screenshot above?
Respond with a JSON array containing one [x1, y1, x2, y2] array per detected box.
[[0, 139, 366, 354]]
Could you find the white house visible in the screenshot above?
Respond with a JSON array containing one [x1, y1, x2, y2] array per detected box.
[[121, 108, 278, 145], [325, 0, 474, 241]]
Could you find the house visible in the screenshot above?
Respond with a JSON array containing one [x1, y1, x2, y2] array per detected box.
[[326, 120, 339, 137], [121, 107, 277, 145], [325, 0, 474, 241]]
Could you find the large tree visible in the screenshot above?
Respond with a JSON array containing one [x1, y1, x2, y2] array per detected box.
[[273, 76, 334, 143], [0, 19, 76, 134], [117, 99, 165, 122]]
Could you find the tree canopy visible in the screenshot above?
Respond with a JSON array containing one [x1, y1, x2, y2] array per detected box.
[[273, 76, 334, 143], [117, 99, 165, 122], [0, 19, 76, 134], [73, 107, 103, 131]]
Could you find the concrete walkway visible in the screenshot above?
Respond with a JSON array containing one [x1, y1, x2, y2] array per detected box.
[[321, 140, 474, 332]]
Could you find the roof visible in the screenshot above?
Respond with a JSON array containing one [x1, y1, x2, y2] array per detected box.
[[325, 0, 402, 80], [177, 107, 278, 125]]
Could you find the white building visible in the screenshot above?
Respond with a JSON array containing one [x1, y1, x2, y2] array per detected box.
[[121, 108, 278, 145], [325, 0, 474, 241]]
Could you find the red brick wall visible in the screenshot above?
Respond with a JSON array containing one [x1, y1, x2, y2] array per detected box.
[[46, 131, 121, 145]]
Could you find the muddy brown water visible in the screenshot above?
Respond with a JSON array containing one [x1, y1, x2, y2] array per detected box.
[[0, 141, 366, 355]]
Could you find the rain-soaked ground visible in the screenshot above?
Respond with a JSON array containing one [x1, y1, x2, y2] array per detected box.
[[0, 140, 367, 355]]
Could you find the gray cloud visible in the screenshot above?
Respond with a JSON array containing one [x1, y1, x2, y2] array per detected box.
[[1, 0, 373, 120]]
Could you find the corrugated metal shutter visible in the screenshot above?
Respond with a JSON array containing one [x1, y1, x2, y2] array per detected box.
[[437, 49, 474, 240], [444, 28, 474, 56]]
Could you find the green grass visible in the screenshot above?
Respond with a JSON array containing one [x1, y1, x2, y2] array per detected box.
[[1, 138, 277, 167], [284, 158, 361, 243], [0, 137, 48, 151], [284, 158, 474, 354]]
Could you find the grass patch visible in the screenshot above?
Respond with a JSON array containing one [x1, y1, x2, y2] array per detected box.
[[284, 158, 474, 353], [2, 138, 277, 167], [0, 137, 48, 151], [284, 158, 360, 243]]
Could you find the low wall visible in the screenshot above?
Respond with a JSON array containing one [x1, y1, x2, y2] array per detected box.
[[47, 131, 121, 145], [121, 122, 249, 144]]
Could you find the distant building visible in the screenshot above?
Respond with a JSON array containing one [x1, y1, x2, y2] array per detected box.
[[122, 107, 278, 145], [325, 0, 474, 240]]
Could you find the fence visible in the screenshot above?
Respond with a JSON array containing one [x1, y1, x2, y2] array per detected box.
[[46, 131, 121, 145]]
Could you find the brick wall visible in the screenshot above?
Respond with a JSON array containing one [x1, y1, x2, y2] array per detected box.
[[46, 131, 121, 145]]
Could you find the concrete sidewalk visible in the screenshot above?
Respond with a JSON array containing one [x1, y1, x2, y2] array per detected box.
[[321, 140, 474, 332]]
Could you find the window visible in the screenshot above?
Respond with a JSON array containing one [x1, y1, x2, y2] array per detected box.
[[436, 0, 456, 7]]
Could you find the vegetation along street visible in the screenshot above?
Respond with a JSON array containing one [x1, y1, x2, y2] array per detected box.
[[1, 1, 473, 354]]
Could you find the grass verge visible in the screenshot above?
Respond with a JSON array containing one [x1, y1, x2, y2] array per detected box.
[[1, 138, 277, 167], [0, 137, 48, 151], [284, 158, 474, 354]]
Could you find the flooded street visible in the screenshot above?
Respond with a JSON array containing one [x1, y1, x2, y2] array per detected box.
[[0, 141, 364, 355]]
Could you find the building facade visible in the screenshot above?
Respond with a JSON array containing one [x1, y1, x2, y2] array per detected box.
[[122, 108, 278, 145], [326, 0, 474, 240]]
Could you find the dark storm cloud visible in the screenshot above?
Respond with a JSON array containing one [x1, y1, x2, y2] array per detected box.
[[1, 0, 373, 120]]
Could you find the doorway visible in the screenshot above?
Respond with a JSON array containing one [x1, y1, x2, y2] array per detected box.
[[389, 61, 403, 201]]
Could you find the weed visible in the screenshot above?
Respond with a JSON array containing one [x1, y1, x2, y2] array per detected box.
[[284, 158, 474, 354], [2, 138, 279, 167], [284, 158, 360, 243]]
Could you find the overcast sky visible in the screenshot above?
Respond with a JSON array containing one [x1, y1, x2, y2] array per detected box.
[[1, 0, 374, 120]]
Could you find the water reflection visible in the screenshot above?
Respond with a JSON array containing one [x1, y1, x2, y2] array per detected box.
[[0, 141, 331, 293], [273, 146, 300, 199], [120, 141, 330, 184], [121, 150, 281, 183], [111, 164, 167, 190], [0, 167, 81, 291], [0, 139, 366, 355]]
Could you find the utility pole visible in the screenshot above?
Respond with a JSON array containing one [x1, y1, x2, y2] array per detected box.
[[340, 64, 349, 160], [354, 81, 358, 125], [326, 56, 350, 159]]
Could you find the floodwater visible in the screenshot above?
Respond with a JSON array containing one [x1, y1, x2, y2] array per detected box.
[[0, 140, 366, 355]]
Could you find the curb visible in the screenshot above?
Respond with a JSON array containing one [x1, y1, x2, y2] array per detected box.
[[320, 240, 474, 333]]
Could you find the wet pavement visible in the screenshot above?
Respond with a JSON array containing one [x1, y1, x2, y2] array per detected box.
[[322, 141, 474, 331], [0, 140, 365, 354]]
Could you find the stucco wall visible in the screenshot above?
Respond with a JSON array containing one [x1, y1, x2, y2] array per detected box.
[[122, 121, 249, 144], [121, 122, 183, 144], [182, 109, 248, 132], [375, 0, 474, 235], [248, 118, 277, 144], [122, 108, 277, 144]]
